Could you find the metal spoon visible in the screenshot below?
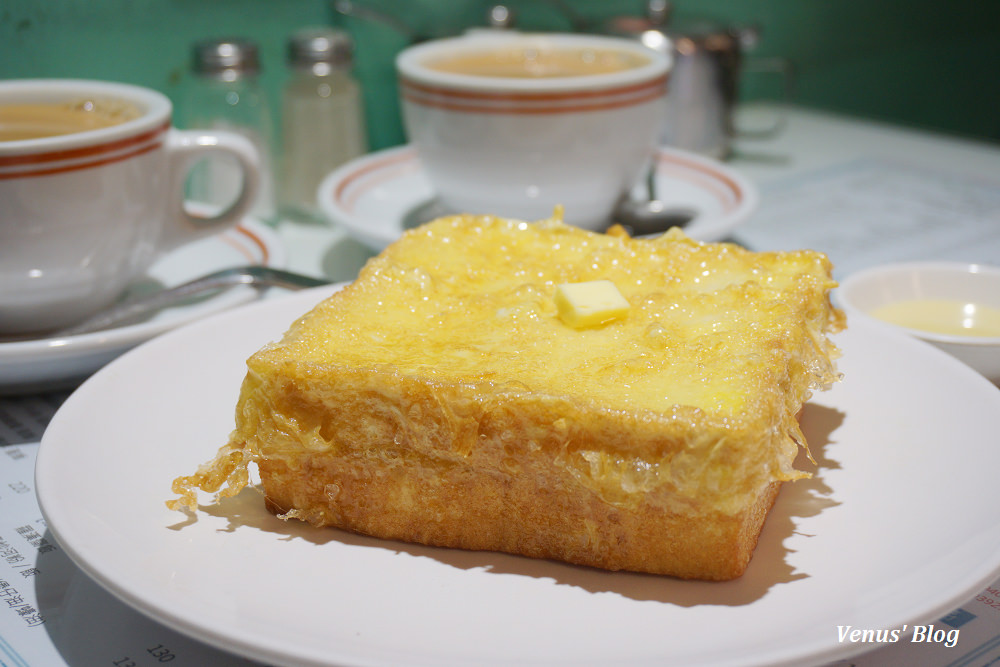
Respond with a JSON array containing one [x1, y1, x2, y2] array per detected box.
[[610, 167, 697, 236], [612, 198, 697, 236], [56, 266, 329, 336]]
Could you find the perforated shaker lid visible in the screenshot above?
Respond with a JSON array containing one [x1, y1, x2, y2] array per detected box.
[[192, 38, 262, 78], [287, 27, 354, 68]]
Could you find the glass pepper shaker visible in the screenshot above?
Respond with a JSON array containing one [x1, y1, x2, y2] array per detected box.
[[179, 37, 276, 223]]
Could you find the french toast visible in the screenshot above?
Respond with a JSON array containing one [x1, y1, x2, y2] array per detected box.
[[170, 213, 844, 580]]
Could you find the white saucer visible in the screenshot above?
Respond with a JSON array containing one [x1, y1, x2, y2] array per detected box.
[[318, 145, 758, 251], [0, 218, 284, 395]]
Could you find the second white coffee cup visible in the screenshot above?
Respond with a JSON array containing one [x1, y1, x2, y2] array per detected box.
[[396, 32, 671, 230]]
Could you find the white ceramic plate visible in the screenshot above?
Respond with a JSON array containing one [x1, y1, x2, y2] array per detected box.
[[0, 218, 283, 394], [36, 286, 1000, 667], [318, 145, 758, 251]]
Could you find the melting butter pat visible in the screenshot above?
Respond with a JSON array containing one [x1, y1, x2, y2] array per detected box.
[[554, 280, 630, 328]]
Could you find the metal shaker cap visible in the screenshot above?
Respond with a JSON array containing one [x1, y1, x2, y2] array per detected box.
[[287, 28, 354, 69], [192, 38, 261, 78]]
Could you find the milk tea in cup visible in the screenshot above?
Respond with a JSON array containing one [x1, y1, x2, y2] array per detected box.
[[0, 97, 142, 141]]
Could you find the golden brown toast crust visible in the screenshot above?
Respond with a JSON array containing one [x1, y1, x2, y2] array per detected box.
[[261, 458, 782, 580]]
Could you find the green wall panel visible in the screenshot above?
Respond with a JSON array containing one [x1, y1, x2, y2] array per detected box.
[[1, 0, 997, 153]]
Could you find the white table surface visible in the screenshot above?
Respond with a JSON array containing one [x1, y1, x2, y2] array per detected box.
[[731, 104, 1000, 185]]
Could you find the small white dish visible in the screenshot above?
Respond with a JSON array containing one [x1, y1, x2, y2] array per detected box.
[[318, 144, 758, 251], [36, 288, 1000, 667], [0, 217, 284, 394], [838, 261, 1000, 383]]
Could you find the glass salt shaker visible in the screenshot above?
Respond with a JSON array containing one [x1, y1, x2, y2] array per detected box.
[[179, 37, 276, 223], [280, 27, 367, 223]]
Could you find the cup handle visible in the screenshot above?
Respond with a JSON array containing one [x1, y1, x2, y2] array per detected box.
[[161, 128, 261, 250]]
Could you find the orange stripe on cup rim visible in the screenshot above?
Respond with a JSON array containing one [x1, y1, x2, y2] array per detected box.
[[0, 140, 163, 180], [399, 73, 668, 104], [0, 121, 170, 169], [400, 73, 667, 115], [401, 84, 666, 115]]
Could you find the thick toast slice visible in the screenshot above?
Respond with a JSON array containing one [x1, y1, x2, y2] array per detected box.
[[171, 214, 843, 580]]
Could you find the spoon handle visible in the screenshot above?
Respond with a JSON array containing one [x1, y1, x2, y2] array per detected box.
[[57, 266, 328, 336]]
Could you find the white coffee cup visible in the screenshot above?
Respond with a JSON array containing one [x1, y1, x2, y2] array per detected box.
[[0, 79, 261, 335], [396, 32, 671, 230]]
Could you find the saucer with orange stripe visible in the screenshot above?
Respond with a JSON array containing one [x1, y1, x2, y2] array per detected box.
[[0, 214, 283, 394], [318, 144, 758, 252]]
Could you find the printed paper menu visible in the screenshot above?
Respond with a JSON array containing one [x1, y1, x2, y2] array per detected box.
[[734, 157, 1000, 278]]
